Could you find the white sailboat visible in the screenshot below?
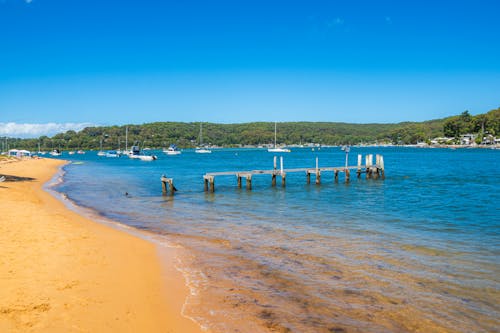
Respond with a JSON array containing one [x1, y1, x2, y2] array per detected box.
[[97, 138, 106, 156], [268, 122, 291, 153], [195, 123, 212, 154]]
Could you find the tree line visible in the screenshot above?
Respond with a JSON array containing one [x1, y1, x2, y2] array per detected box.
[[3, 107, 499, 151]]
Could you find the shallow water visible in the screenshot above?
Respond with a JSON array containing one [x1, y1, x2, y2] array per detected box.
[[53, 147, 499, 332]]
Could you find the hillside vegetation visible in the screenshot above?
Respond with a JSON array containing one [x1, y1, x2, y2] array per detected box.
[[3, 107, 499, 151]]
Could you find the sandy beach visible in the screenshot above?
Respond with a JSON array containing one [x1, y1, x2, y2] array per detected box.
[[0, 158, 203, 333]]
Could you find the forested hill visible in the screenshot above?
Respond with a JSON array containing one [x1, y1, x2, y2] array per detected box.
[[5, 107, 500, 150]]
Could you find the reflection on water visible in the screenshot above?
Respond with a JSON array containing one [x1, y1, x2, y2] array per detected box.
[[55, 148, 500, 332]]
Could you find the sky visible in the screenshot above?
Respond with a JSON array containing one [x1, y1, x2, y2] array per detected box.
[[0, 0, 499, 137]]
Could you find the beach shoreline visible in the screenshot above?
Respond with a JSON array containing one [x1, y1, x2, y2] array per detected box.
[[0, 158, 203, 332]]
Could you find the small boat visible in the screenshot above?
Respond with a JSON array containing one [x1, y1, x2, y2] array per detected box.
[[195, 123, 212, 154], [77, 150, 85, 154], [68, 151, 75, 155], [50, 149, 61, 156], [105, 150, 119, 158], [129, 145, 157, 161], [195, 147, 212, 154], [268, 122, 291, 153], [163, 144, 181, 155], [97, 138, 106, 156]]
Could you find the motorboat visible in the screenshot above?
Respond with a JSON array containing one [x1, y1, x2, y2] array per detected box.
[[195, 147, 212, 154], [105, 150, 119, 158], [50, 149, 62, 156], [163, 144, 181, 155], [128, 145, 157, 161]]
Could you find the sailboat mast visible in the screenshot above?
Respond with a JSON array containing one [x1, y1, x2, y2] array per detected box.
[[274, 122, 277, 148], [200, 123, 203, 145], [125, 126, 128, 152]]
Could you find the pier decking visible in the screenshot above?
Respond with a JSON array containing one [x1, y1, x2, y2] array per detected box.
[[203, 154, 384, 192]]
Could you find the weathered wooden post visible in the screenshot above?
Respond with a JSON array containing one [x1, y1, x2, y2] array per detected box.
[[203, 175, 215, 192], [345, 169, 350, 183], [161, 175, 175, 195], [210, 176, 215, 193], [161, 176, 167, 194], [272, 173, 277, 187], [334, 170, 339, 182], [306, 171, 311, 184], [237, 175, 242, 188], [380, 155, 385, 179], [168, 179, 175, 195], [365, 154, 373, 179], [281, 172, 286, 187], [357, 154, 362, 178], [315, 157, 321, 184], [246, 175, 252, 190], [273, 156, 277, 170]]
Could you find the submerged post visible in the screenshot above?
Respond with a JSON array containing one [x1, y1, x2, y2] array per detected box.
[[281, 172, 286, 187], [306, 171, 311, 184], [334, 170, 339, 182], [237, 175, 242, 188], [345, 169, 350, 183], [272, 173, 277, 187]]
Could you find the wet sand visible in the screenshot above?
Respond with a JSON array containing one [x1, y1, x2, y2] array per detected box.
[[0, 158, 203, 333]]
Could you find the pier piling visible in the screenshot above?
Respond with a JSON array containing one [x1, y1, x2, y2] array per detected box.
[[161, 175, 175, 196]]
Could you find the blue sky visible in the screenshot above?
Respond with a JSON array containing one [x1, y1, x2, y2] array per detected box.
[[1, 0, 499, 137]]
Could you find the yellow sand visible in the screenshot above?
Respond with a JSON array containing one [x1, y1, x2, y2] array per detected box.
[[0, 158, 203, 333]]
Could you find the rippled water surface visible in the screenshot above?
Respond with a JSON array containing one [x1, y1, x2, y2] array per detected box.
[[54, 147, 499, 332]]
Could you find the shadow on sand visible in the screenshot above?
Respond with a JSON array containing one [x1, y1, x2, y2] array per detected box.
[[0, 174, 36, 182]]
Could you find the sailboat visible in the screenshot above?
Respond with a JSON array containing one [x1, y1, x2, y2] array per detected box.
[[268, 122, 291, 153], [195, 123, 212, 154], [97, 138, 106, 156]]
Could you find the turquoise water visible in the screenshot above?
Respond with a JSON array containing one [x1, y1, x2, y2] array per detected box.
[[53, 147, 499, 332]]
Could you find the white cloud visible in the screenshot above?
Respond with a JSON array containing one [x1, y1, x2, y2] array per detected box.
[[0, 122, 95, 138], [326, 17, 344, 28], [25, 0, 33, 3]]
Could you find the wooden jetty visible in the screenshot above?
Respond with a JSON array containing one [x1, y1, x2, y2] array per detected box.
[[203, 154, 384, 192]]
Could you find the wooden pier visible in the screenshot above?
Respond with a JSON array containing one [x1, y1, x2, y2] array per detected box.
[[203, 154, 384, 192]]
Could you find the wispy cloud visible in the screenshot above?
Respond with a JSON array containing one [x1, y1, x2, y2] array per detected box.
[[326, 17, 344, 28], [25, 0, 33, 4], [0, 122, 95, 138], [385, 16, 392, 24]]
